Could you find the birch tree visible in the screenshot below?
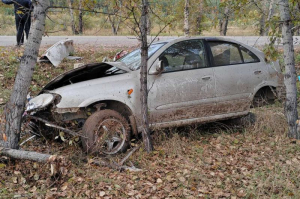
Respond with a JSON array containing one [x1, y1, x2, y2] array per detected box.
[[67, 0, 77, 34], [279, 0, 299, 139], [264, 0, 275, 35], [78, 0, 83, 34], [259, 0, 267, 36], [140, 0, 154, 152], [2, 0, 50, 149], [196, 0, 204, 35], [219, 5, 229, 36], [184, 0, 190, 36]]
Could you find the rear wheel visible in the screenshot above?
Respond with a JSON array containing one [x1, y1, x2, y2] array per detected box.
[[252, 87, 276, 107], [81, 109, 131, 155]]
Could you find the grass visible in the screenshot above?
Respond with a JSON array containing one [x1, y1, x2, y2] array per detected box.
[[0, 11, 258, 37], [0, 45, 300, 198]]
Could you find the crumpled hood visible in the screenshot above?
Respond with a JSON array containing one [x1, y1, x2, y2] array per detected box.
[[41, 62, 130, 93]]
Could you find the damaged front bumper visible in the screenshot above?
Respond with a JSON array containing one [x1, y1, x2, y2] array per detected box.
[[24, 94, 86, 138]]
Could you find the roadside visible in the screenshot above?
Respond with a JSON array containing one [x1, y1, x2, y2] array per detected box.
[[2, 36, 300, 48]]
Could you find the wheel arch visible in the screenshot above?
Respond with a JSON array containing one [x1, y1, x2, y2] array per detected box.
[[87, 100, 139, 136]]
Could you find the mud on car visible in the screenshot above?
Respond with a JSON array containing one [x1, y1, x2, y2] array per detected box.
[[24, 37, 282, 154]]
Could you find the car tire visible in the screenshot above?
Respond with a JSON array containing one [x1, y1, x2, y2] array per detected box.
[[81, 109, 131, 155]]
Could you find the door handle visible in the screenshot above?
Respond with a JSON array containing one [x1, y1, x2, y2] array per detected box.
[[254, 70, 262, 75], [202, 76, 211, 80]]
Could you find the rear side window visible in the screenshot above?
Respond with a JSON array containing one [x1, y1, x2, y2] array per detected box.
[[240, 46, 260, 63], [208, 42, 243, 66]]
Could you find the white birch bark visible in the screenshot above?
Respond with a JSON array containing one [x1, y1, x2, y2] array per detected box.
[[279, 0, 299, 139], [67, 0, 76, 34], [3, 0, 50, 149], [264, 0, 275, 36]]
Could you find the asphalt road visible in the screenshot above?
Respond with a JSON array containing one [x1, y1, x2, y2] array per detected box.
[[1, 35, 300, 47]]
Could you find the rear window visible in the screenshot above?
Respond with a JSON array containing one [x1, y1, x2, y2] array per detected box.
[[208, 42, 243, 66], [240, 46, 260, 63]]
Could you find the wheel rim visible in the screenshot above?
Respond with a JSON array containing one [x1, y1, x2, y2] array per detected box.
[[94, 118, 126, 154]]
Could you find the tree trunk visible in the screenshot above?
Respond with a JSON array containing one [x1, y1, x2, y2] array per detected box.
[[78, 0, 83, 34], [146, 14, 151, 35], [279, 0, 299, 139], [264, 0, 275, 36], [184, 0, 189, 36], [0, 148, 68, 175], [140, 0, 153, 153], [293, 2, 300, 36], [2, 0, 50, 149], [196, 0, 204, 35], [1, 148, 51, 162], [219, 6, 229, 36], [108, 15, 118, 35], [67, 0, 76, 35], [259, 2, 266, 36]]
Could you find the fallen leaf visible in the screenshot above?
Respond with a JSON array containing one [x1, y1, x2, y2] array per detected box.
[[179, 177, 186, 182], [99, 191, 105, 197], [61, 182, 68, 191], [12, 177, 18, 184]]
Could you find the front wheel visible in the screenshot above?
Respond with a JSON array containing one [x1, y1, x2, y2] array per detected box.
[[81, 109, 131, 155]]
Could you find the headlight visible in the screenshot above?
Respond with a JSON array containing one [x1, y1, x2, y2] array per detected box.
[[26, 93, 55, 112]]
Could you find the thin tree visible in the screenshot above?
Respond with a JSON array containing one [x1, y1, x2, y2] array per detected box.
[[184, 0, 190, 36], [78, 0, 83, 34], [196, 0, 204, 35], [264, 0, 275, 36], [67, 0, 77, 34], [140, 0, 154, 152], [219, 5, 229, 36], [2, 0, 50, 149], [278, 0, 299, 139], [259, 0, 267, 36]]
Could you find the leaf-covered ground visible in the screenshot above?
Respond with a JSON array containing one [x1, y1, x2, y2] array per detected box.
[[1, 46, 300, 198]]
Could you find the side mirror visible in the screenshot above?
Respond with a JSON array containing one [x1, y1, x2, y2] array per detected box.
[[156, 60, 164, 73], [149, 60, 164, 75]]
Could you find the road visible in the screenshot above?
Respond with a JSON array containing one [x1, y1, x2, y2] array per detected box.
[[1, 35, 300, 47]]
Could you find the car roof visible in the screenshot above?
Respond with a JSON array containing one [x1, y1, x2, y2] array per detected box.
[[152, 36, 246, 45], [151, 36, 265, 62]]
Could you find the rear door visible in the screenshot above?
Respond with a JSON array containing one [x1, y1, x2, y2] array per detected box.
[[148, 39, 217, 124], [206, 41, 264, 114]]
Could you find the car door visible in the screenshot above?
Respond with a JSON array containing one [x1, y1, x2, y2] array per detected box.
[[207, 41, 264, 114], [148, 39, 217, 124]]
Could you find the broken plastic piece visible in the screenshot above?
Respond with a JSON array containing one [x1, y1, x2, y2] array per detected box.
[[39, 39, 74, 67]]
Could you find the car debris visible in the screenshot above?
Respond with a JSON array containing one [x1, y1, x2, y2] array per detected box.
[[114, 50, 128, 61], [39, 39, 76, 67]]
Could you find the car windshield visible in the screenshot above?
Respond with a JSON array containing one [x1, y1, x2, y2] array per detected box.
[[119, 43, 166, 70]]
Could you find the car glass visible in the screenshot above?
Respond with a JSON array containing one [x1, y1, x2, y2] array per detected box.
[[208, 42, 243, 66], [119, 43, 166, 70], [159, 40, 208, 72], [240, 46, 260, 63]]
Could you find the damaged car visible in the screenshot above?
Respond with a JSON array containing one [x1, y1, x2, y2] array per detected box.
[[25, 37, 282, 154]]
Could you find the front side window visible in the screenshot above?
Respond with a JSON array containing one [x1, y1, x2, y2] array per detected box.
[[208, 42, 243, 66], [159, 40, 208, 73]]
